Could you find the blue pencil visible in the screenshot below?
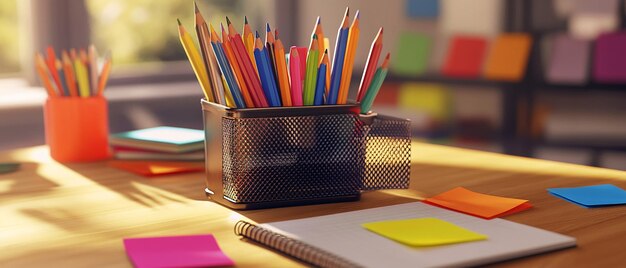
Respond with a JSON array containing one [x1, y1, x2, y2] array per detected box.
[[328, 8, 350, 105], [212, 41, 245, 108], [254, 37, 281, 107], [314, 61, 327, 106]]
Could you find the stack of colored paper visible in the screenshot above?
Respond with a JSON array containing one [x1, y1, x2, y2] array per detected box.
[[423, 187, 532, 219], [110, 126, 205, 161]]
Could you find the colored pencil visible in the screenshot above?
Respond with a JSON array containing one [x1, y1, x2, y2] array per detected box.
[[55, 60, 69, 96], [195, 3, 222, 104], [35, 53, 58, 97], [314, 49, 329, 105], [357, 27, 383, 102], [265, 23, 279, 85], [177, 19, 213, 102], [254, 37, 281, 107], [338, 10, 360, 104], [61, 51, 78, 97], [227, 18, 268, 108], [46, 47, 63, 93], [209, 24, 246, 108], [289, 46, 303, 106], [74, 56, 90, 97], [274, 30, 292, 106], [221, 74, 236, 108], [222, 22, 255, 107], [303, 35, 320, 105], [243, 16, 258, 73], [312, 17, 326, 63], [328, 7, 350, 104], [97, 53, 111, 96], [360, 53, 390, 114], [88, 45, 99, 96]]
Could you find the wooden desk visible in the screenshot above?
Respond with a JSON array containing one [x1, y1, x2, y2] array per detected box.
[[2, 142, 626, 267]]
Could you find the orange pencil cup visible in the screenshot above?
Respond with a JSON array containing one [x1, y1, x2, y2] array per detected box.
[[44, 96, 111, 162]]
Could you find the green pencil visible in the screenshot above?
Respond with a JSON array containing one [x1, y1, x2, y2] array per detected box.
[[303, 35, 319, 105], [360, 53, 390, 114]]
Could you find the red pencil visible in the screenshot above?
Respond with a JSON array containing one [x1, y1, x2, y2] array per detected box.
[[46, 46, 64, 95], [357, 27, 383, 102]]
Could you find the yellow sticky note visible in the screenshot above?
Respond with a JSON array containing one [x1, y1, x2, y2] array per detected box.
[[398, 83, 452, 121], [362, 218, 487, 247]]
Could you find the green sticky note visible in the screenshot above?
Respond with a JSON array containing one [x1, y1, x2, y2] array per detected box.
[[0, 162, 21, 174], [391, 32, 432, 76], [362, 218, 487, 247]]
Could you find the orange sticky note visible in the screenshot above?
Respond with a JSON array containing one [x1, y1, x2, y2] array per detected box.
[[423, 187, 532, 219], [109, 160, 204, 177], [484, 33, 532, 81]]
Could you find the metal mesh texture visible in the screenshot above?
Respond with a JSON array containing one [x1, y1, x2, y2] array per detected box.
[[221, 113, 410, 203], [362, 116, 411, 190], [222, 114, 365, 203]]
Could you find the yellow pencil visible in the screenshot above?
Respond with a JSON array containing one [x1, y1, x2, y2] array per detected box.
[[222, 75, 235, 107], [337, 10, 360, 104], [74, 57, 90, 97], [177, 18, 213, 102]]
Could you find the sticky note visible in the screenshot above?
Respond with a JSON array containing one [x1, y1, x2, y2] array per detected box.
[[546, 34, 591, 84], [406, 0, 439, 18], [123, 234, 234, 268], [593, 32, 626, 83], [362, 218, 487, 247], [484, 33, 532, 81], [109, 161, 204, 177], [442, 36, 488, 78], [423, 187, 532, 219], [548, 184, 626, 208], [398, 83, 451, 121], [440, 0, 503, 36], [0, 162, 21, 174], [391, 32, 432, 76]]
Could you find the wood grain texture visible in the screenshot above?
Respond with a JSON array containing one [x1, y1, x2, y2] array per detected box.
[[1, 143, 626, 267]]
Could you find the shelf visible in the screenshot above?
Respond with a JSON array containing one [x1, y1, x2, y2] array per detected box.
[[535, 139, 626, 152]]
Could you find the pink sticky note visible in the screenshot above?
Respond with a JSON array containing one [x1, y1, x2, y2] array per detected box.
[[123, 234, 234, 268]]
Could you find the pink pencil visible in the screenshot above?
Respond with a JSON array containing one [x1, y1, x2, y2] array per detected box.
[[289, 46, 303, 106]]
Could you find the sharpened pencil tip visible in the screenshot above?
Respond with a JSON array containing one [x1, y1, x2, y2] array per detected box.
[[177, 18, 182, 25], [275, 29, 280, 39], [324, 49, 328, 54], [226, 16, 232, 25], [316, 16, 321, 25], [266, 23, 271, 32], [255, 31, 260, 38], [194, 2, 199, 13], [312, 34, 318, 39], [220, 22, 225, 32], [345, 7, 349, 17], [355, 10, 360, 19], [244, 16, 248, 24]]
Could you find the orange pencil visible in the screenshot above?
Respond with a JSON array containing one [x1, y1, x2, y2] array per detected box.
[[312, 17, 326, 63], [46, 46, 63, 93], [243, 16, 258, 72], [61, 51, 78, 97], [35, 53, 58, 97], [97, 54, 111, 96], [220, 23, 255, 108], [274, 30, 291, 106], [338, 10, 360, 104], [357, 27, 383, 102]]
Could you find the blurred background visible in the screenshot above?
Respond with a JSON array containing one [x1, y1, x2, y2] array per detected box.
[[0, 0, 625, 170]]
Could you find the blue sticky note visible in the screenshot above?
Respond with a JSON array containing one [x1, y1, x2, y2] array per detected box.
[[406, 0, 439, 18], [548, 184, 626, 208]]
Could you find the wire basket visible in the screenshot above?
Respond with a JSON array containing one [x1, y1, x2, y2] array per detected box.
[[202, 100, 410, 209]]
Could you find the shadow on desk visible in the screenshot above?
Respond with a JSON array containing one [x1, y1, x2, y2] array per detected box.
[[61, 161, 207, 208], [0, 162, 59, 200]]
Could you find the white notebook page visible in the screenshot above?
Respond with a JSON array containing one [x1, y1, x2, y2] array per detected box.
[[262, 202, 576, 267]]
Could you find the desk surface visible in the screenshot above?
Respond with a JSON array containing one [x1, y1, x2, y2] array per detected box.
[[2, 142, 626, 267]]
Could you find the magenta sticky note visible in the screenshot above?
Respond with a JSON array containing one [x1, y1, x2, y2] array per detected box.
[[123, 234, 234, 268], [593, 32, 626, 83]]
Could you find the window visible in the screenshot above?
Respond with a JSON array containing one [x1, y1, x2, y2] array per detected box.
[[0, 0, 19, 75]]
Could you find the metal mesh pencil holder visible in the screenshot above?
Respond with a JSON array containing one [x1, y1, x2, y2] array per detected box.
[[202, 100, 411, 210]]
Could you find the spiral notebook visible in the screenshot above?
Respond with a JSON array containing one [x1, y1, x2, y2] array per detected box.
[[235, 202, 576, 268]]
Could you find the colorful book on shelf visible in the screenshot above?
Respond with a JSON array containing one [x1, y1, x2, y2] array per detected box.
[[442, 35, 488, 78], [391, 32, 431, 76], [110, 126, 205, 153], [593, 31, 626, 83], [545, 34, 591, 84], [112, 146, 204, 161]]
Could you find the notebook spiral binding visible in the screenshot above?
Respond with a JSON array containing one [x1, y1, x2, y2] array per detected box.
[[235, 220, 363, 268]]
